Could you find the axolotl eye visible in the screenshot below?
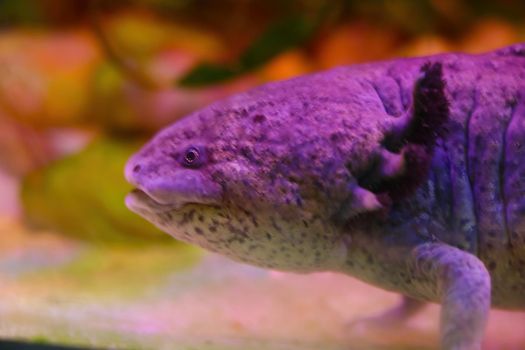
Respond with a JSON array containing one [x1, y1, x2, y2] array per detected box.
[[181, 145, 206, 168]]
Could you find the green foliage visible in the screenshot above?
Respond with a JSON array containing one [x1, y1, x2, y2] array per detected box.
[[179, 14, 319, 87], [0, 0, 43, 26], [239, 15, 315, 70], [21, 138, 173, 244], [178, 63, 239, 87]]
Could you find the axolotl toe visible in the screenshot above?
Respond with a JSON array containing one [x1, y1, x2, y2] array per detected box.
[[125, 43, 525, 350]]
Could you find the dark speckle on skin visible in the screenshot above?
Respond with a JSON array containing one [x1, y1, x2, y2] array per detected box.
[[253, 114, 266, 123], [270, 217, 282, 232]]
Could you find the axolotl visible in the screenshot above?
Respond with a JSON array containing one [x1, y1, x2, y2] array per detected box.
[[125, 43, 525, 350]]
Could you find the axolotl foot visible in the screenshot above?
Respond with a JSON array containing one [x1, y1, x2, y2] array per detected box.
[[346, 243, 490, 350], [412, 243, 490, 350]]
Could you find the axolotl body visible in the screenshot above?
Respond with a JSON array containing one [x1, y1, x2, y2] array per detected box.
[[125, 44, 525, 350]]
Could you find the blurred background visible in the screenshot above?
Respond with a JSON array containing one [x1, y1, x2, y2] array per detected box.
[[0, 1, 524, 349]]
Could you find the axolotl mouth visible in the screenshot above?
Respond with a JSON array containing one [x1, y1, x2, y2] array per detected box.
[[125, 188, 184, 214], [125, 187, 223, 216], [125, 181, 223, 217], [124, 152, 224, 217]]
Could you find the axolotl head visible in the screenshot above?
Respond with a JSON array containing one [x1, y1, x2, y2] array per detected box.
[[125, 62, 448, 272]]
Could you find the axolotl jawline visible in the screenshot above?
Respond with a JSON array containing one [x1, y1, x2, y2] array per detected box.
[[125, 43, 525, 350]]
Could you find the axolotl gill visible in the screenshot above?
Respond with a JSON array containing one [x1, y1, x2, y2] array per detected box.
[[125, 43, 525, 350]]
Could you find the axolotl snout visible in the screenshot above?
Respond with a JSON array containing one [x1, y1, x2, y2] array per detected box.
[[125, 43, 525, 350]]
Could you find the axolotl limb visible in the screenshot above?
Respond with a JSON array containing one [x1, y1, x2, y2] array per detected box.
[[125, 43, 525, 350]]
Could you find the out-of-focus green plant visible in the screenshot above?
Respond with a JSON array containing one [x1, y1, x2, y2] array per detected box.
[[0, 0, 43, 26], [179, 13, 322, 87], [21, 138, 173, 244]]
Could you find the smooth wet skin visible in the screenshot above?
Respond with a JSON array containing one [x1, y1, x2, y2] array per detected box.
[[126, 44, 525, 350]]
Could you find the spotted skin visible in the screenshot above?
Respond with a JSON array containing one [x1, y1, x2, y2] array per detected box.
[[125, 44, 525, 350]]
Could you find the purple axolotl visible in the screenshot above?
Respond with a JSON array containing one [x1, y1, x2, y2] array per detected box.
[[125, 43, 525, 350]]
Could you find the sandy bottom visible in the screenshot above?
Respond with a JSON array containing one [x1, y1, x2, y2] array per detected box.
[[0, 217, 525, 350]]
